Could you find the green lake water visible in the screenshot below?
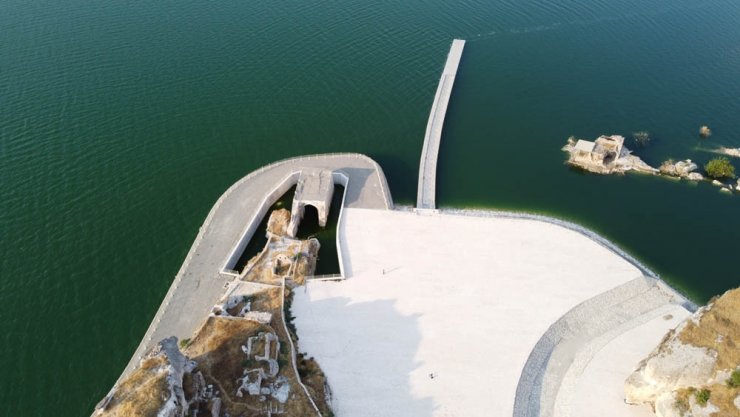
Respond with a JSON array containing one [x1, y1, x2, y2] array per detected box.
[[1, 0, 739, 414]]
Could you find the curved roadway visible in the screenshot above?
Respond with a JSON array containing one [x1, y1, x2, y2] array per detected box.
[[118, 153, 392, 380]]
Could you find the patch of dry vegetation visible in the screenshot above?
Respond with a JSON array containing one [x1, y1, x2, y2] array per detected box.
[[674, 384, 740, 417], [670, 288, 740, 416], [297, 353, 332, 416], [102, 356, 169, 417], [294, 239, 319, 280], [267, 209, 291, 236], [97, 208, 330, 417], [185, 317, 268, 396], [704, 383, 740, 416], [678, 289, 740, 371], [184, 311, 322, 416], [250, 287, 282, 312]]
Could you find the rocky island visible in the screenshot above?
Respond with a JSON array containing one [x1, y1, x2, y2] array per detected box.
[[563, 135, 740, 193], [562, 135, 657, 175]]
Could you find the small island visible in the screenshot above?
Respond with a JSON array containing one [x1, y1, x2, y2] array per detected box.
[[563, 135, 740, 193], [562, 135, 657, 175]]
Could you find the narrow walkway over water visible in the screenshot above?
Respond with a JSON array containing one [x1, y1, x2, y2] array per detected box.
[[417, 39, 465, 209]]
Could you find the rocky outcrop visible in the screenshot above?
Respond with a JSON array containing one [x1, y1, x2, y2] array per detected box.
[[157, 337, 196, 417], [688, 172, 705, 181], [625, 288, 740, 417], [718, 147, 740, 158], [94, 337, 196, 417], [94, 208, 330, 417], [659, 159, 699, 179], [562, 135, 659, 175], [267, 208, 291, 236]]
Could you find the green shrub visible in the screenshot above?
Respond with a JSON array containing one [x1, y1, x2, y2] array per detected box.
[[705, 157, 736, 179], [728, 369, 740, 388], [695, 388, 711, 406], [179, 338, 191, 349]]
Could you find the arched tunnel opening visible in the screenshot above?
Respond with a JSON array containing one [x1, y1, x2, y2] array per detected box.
[[229, 184, 345, 276]]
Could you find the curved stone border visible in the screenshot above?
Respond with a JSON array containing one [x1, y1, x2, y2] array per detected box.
[[117, 153, 393, 384], [511, 276, 680, 417], [433, 208, 696, 417], [222, 172, 302, 274], [438, 207, 696, 310]]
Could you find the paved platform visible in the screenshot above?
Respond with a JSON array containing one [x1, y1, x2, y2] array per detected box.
[[567, 304, 691, 417], [118, 154, 392, 381], [292, 208, 691, 417]]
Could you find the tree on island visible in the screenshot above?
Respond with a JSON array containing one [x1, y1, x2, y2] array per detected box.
[[704, 157, 736, 179]]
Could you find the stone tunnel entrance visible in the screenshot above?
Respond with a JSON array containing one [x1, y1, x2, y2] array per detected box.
[[225, 169, 345, 276], [287, 169, 334, 238], [297, 204, 320, 236]]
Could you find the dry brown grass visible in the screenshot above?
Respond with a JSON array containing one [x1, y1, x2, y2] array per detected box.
[[250, 287, 282, 313], [297, 353, 332, 416], [102, 356, 169, 417], [670, 288, 740, 417], [183, 315, 320, 416], [679, 288, 740, 371], [267, 209, 291, 236], [185, 317, 270, 414], [674, 384, 740, 417], [295, 240, 319, 279], [705, 383, 740, 417]]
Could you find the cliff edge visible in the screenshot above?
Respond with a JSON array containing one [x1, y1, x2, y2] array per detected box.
[[625, 288, 740, 417]]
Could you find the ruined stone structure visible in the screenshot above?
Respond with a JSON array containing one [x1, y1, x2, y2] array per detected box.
[[569, 135, 626, 169], [563, 134, 657, 175], [287, 168, 335, 238]]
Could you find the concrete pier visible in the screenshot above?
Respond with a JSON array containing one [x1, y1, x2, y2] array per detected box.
[[118, 154, 392, 381], [417, 39, 465, 209]]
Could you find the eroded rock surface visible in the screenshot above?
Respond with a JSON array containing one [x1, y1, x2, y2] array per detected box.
[[94, 208, 331, 417], [625, 288, 740, 417], [660, 159, 699, 179], [93, 337, 194, 417]]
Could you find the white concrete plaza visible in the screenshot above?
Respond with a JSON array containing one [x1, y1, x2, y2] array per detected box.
[[293, 208, 688, 417]]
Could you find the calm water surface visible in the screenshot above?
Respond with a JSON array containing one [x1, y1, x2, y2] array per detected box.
[[1, 0, 739, 414]]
